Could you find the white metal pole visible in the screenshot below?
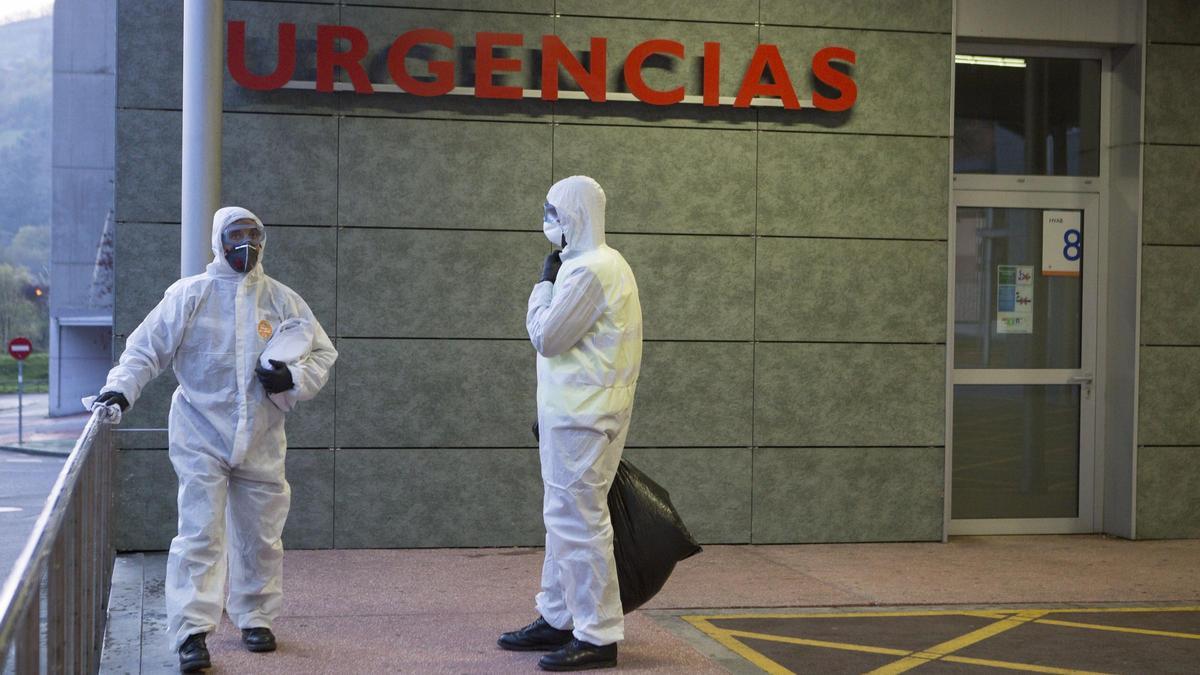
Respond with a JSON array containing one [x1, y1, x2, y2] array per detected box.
[[181, 0, 223, 277], [17, 360, 23, 446]]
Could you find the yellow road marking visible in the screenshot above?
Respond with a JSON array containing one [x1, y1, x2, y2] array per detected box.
[[721, 629, 910, 657], [865, 610, 1049, 674], [682, 617, 793, 675], [682, 607, 1200, 675], [964, 610, 1019, 619], [941, 654, 1111, 674], [1042, 605, 1200, 614], [683, 610, 1019, 621], [1037, 618, 1200, 640]]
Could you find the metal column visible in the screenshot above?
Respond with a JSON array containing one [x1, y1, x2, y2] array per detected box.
[[181, 0, 224, 277]]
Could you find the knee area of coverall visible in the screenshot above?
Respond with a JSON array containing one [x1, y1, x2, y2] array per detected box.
[[545, 502, 614, 539]]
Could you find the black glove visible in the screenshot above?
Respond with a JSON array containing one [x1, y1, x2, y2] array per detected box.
[[96, 391, 129, 411], [255, 359, 295, 394], [540, 251, 562, 283], [532, 420, 539, 442]]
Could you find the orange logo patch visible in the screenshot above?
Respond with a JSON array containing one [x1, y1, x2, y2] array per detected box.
[[258, 320, 273, 340]]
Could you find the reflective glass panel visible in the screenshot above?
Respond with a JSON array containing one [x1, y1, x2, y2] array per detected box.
[[955, 55, 1101, 176], [952, 385, 1080, 519], [954, 207, 1082, 369]]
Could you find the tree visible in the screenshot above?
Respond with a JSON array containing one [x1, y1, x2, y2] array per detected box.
[[0, 262, 46, 347], [4, 224, 49, 275]]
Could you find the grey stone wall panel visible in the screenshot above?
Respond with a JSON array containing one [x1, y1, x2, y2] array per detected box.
[[1139, 347, 1200, 446], [333, 447, 544, 547], [222, 113, 338, 225], [117, 0, 182, 110], [337, 228, 545, 339], [758, 133, 949, 239], [337, 116, 552, 229], [761, 0, 952, 33], [752, 446, 944, 543], [115, 448, 176, 550], [115, 109, 181, 224], [334, 338, 536, 448], [113, 223, 178, 337], [756, 237, 947, 343], [1137, 446, 1200, 539], [282, 448, 336, 548], [755, 343, 946, 446], [1143, 144, 1200, 245], [345, 0, 550, 13], [554, 125, 757, 235], [557, 0, 756, 24], [1148, 0, 1200, 45], [1146, 44, 1200, 145], [1140, 246, 1200, 346], [608, 233, 755, 341], [116, 110, 339, 226], [627, 341, 754, 448]]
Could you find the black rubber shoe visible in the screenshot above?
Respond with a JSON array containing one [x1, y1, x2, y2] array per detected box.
[[241, 627, 277, 653], [178, 632, 211, 672], [497, 616, 574, 652], [538, 639, 617, 671]]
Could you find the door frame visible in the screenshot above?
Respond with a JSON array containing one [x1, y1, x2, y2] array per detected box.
[[944, 41, 1113, 538], [947, 191, 1102, 535]]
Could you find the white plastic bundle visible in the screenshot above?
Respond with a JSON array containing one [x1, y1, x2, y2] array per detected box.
[[259, 317, 314, 412]]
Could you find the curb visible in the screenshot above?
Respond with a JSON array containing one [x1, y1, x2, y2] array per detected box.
[[0, 444, 73, 458]]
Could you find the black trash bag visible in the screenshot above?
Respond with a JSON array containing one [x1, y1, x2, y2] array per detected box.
[[608, 459, 702, 613], [532, 422, 701, 611]]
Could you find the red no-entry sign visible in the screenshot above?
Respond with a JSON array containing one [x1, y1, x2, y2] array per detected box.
[[8, 337, 32, 361]]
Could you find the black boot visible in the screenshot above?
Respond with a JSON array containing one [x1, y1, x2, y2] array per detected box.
[[178, 632, 211, 672], [242, 627, 277, 653], [498, 616, 574, 651], [538, 639, 617, 671]]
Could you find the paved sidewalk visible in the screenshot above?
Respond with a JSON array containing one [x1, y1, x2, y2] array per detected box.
[[101, 536, 1200, 673], [0, 393, 89, 455]]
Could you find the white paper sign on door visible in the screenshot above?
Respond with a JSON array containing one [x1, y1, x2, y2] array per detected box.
[[997, 265, 1034, 334], [1042, 210, 1082, 277]]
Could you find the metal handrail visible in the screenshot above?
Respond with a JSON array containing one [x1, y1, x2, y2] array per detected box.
[[0, 409, 116, 673]]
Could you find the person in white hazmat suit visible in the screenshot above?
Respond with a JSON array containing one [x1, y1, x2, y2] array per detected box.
[[498, 176, 642, 672], [90, 207, 337, 673]]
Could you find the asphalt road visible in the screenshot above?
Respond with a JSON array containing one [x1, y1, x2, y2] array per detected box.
[[0, 450, 67, 583]]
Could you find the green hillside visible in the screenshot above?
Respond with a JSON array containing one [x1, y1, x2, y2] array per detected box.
[[0, 14, 52, 255]]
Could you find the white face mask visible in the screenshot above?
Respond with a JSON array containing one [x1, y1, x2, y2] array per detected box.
[[543, 202, 564, 248]]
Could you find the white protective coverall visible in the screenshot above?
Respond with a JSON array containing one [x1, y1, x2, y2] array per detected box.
[[102, 207, 337, 649], [526, 176, 642, 646]]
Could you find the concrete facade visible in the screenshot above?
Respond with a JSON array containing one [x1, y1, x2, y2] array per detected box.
[[50, 0, 117, 416], [108, 0, 1199, 549], [1135, 0, 1200, 538]]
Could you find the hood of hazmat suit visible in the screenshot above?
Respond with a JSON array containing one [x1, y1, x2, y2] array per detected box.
[[525, 176, 642, 646], [102, 206, 338, 649]]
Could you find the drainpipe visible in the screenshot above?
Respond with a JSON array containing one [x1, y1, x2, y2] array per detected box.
[[181, 0, 223, 277]]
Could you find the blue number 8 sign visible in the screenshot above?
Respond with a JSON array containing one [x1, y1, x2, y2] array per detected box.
[[1062, 228, 1082, 262]]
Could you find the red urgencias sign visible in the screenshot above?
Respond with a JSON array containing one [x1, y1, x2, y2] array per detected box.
[[227, 22, 858, 111]]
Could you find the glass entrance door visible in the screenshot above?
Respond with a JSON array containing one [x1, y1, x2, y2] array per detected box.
[[949, 190, 1099, 534]]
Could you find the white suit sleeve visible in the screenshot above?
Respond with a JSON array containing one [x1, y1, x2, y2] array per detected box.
[[526, 266, 605, 358], [103, 283, 191, 408], [284, 297, 338, 403]]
